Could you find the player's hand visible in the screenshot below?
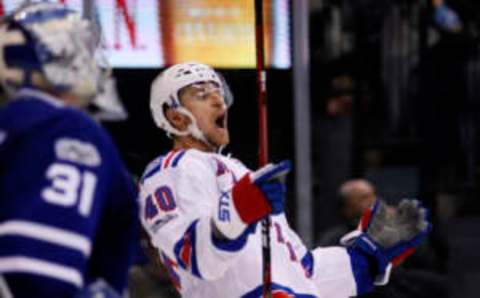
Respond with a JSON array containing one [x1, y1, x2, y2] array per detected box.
[[213, 160, 291, 240], [341, 199, 431, 285], [232, 160, 291, 224], [360, 199, 430, 250], [251, 160, 291, 213]]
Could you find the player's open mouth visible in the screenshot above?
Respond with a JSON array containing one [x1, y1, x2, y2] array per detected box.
[[215, 113, 226, 129]]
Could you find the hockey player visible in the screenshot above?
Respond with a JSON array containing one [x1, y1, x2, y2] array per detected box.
[[0, 3, 137, 298], [139, 62, 431, 297]]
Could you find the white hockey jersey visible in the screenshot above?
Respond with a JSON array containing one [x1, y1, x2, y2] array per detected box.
[[138, 149, 366, 298]]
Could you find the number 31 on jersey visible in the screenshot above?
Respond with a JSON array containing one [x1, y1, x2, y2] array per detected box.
[[41, 163, 97, 217]]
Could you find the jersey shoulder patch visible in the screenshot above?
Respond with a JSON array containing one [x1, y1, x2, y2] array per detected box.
[[54, 138, 101, 167]]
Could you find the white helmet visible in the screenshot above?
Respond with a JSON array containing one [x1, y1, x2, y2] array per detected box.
[[150, 62, 233, 141], [0, 2, 109, 102]]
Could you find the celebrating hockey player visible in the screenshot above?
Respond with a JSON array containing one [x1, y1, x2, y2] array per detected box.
[[139, 62, 431, 297], [0, 3, 137, 298]]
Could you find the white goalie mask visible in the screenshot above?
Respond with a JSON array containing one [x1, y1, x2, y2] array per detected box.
[[0, 2, 109, 103], [150, 62, 233, 142]]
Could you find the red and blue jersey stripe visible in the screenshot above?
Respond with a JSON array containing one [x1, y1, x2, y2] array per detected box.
[[173, 220, 202, 279], [140, 150, 187, 184]]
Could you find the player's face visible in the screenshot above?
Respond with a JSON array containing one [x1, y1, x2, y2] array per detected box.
[[180, 82, 230, 148]]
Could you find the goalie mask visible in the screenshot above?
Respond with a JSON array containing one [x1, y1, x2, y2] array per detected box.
[[0, 2, 109, 104], [150, 62, 233, 143]]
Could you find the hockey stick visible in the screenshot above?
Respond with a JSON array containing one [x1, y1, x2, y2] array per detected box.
[[254, 0, 272, 297]]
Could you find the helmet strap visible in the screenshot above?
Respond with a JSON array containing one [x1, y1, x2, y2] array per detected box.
[[176, 107, 218, 151]]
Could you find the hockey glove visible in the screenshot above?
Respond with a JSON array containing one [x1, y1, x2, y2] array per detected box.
[[342, 199, 431, 285], [213, 160, 291, 240], [233, 160, 291, 222]]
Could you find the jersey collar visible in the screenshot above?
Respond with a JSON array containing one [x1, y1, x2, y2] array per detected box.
[[14, 88, 65, 108]]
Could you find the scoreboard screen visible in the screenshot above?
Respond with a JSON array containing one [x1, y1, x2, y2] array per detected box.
[[0, 0, 291, 69]]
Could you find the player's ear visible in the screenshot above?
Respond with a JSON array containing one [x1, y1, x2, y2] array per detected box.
[[165, 107, 190, 131]]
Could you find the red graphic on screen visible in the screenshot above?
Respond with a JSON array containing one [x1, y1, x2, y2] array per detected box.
[[114, 0, 137, 49]]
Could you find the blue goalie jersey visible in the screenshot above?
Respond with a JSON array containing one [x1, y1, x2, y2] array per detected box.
[[0, 89, 138, 297]]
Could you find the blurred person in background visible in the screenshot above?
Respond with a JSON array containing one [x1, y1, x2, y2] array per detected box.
[[0, 3, 138, 297], [317, 179, 377, 247]]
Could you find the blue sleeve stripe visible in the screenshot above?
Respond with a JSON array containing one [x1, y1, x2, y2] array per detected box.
[[0, 220, 91, 257], [211, 224, 253, 252], [300, 251, 314, 278], [173, 220, 202, 279], [0, 256, 83, 288], [171, 150, 187, 167], [140, 157, 164, 183], [346, 247, 374, 295]]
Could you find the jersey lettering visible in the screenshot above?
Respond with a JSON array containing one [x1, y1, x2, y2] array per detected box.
[[274, 222, 298, 261], [218, 192, 230, 222], [154, 186, 176, 211], [145, 195, 159, 220], [144, 185, 177, 222]]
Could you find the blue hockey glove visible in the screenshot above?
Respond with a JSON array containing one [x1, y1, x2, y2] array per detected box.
[[342, 199, 431, 285], [232, 160, 291, 223], [213, 160, 291, 240]]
